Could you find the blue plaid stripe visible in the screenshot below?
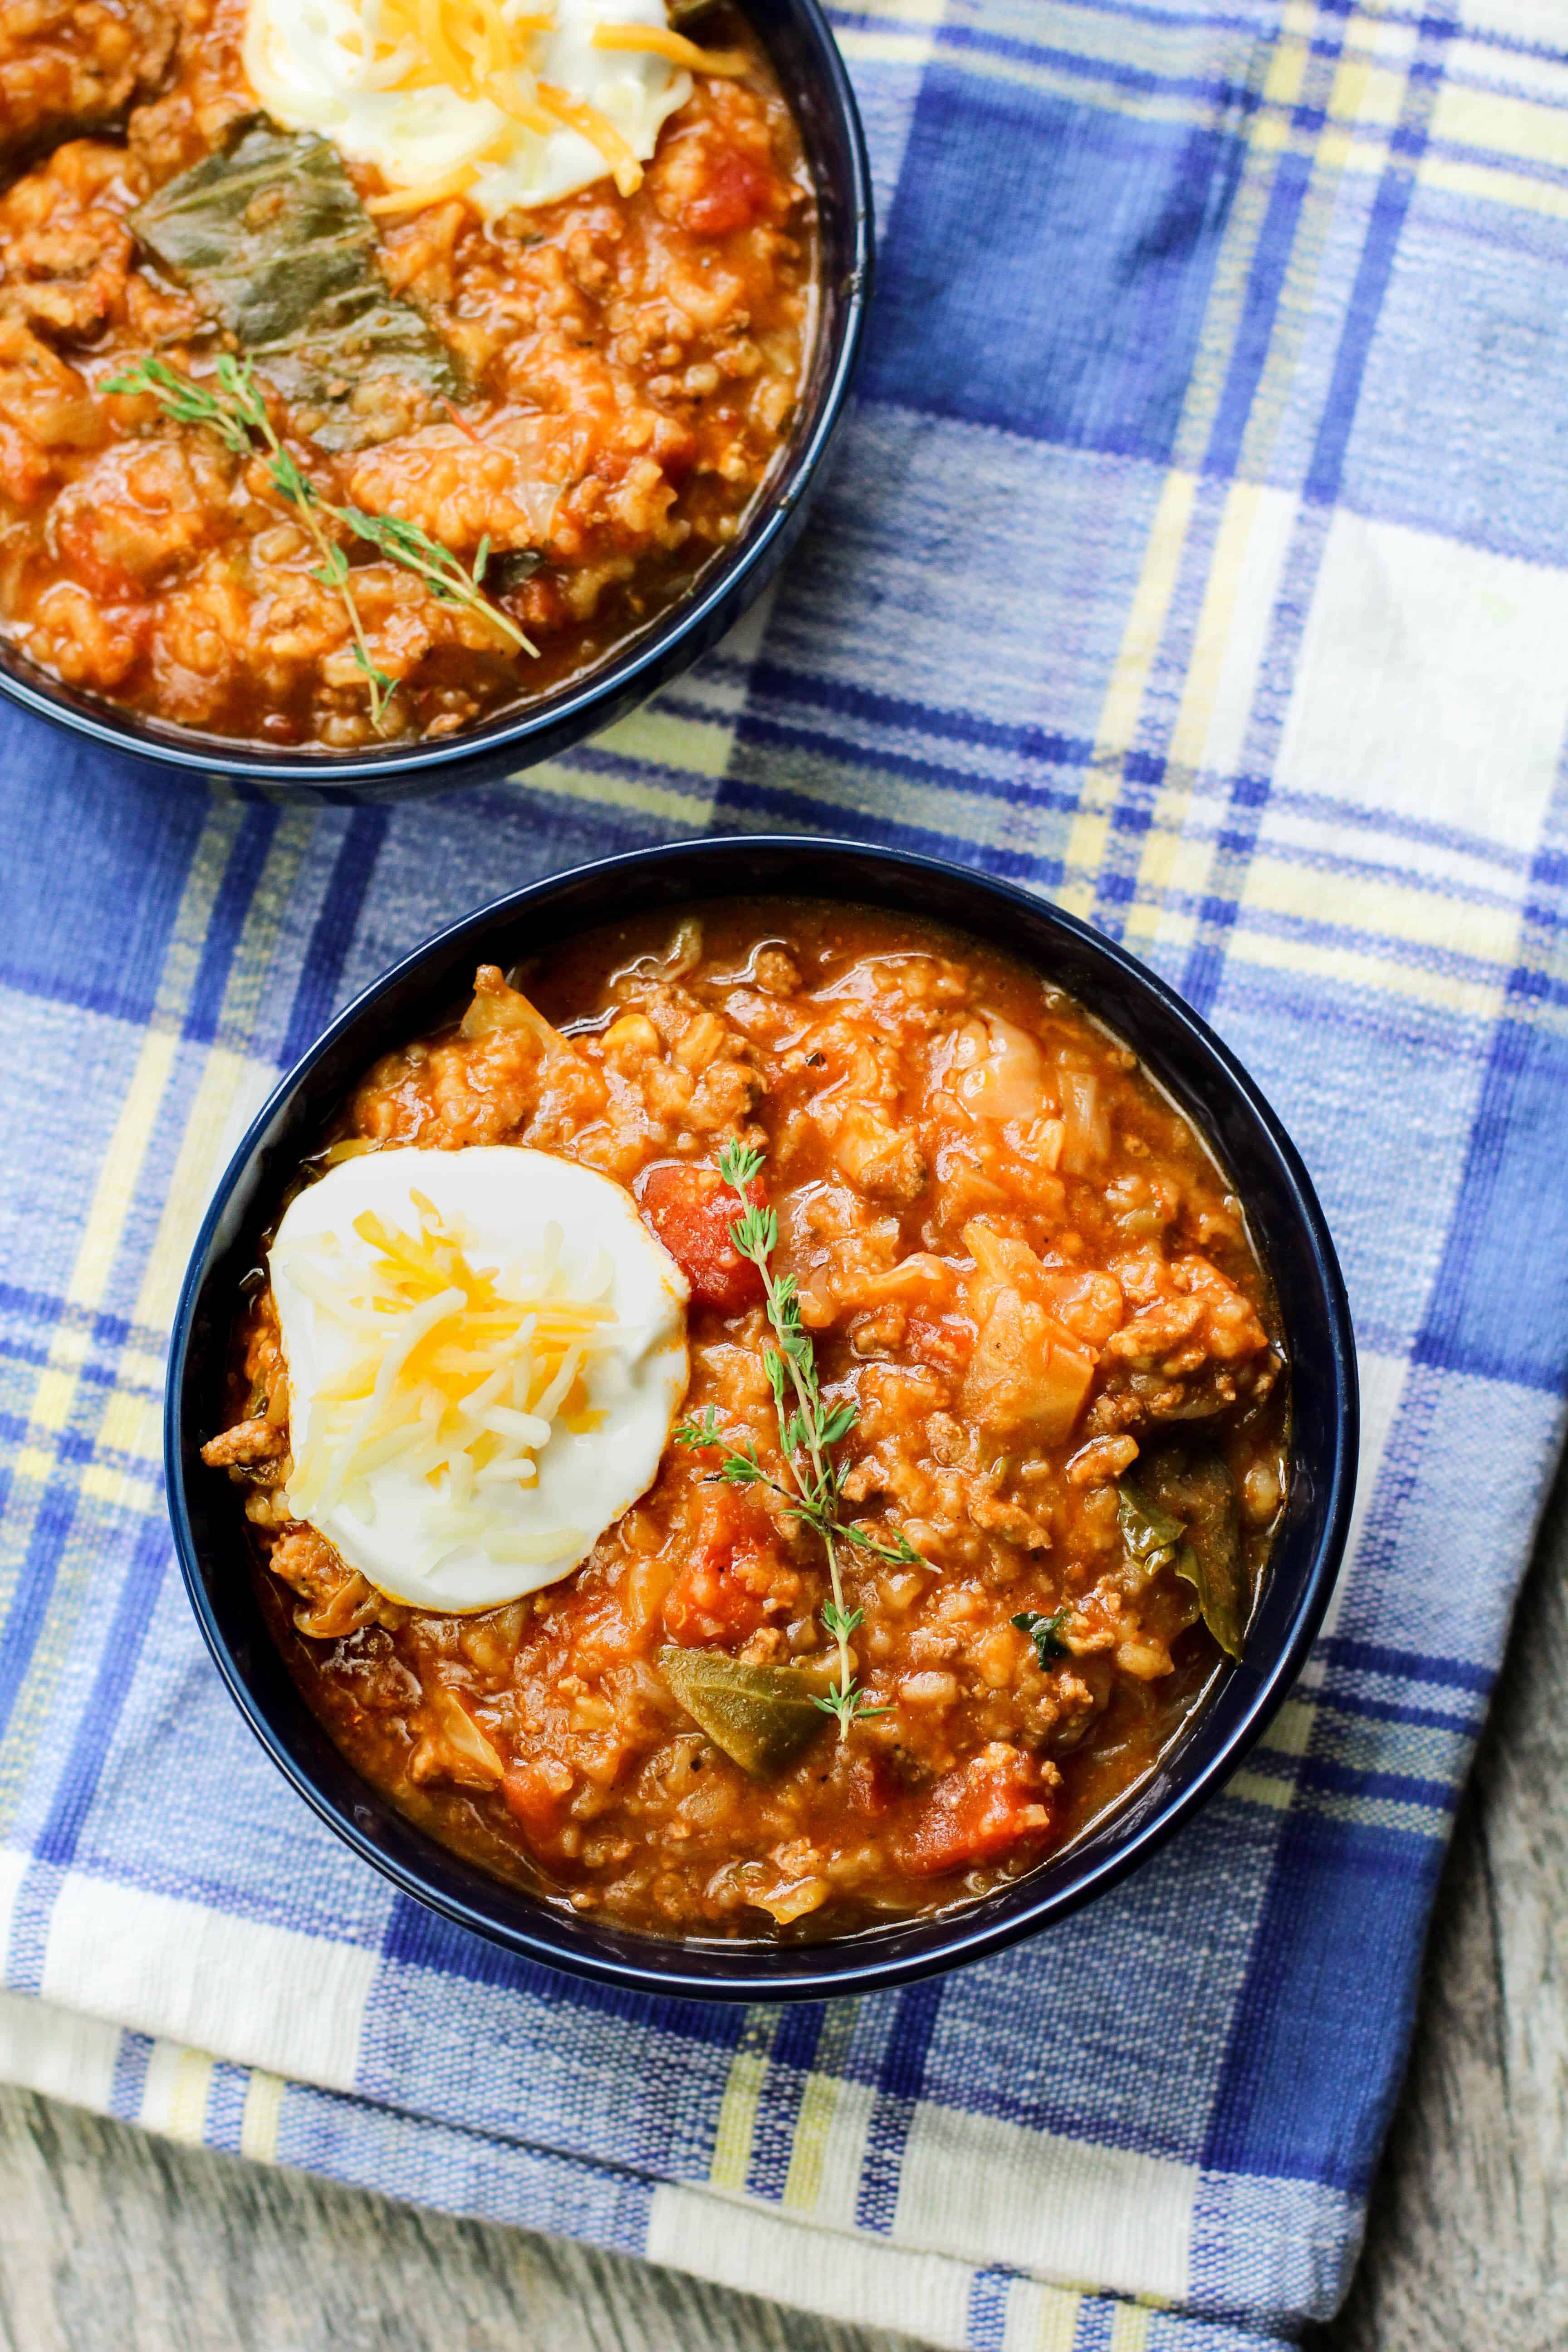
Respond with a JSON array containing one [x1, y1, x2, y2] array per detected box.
[[2, 0, 1568, 2342]]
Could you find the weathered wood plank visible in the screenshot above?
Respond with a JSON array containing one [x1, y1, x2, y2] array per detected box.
[[0, 2086, 931, 2352], [3, 1459, 1563, 2352], [1305, 1445, 1568, 2352]]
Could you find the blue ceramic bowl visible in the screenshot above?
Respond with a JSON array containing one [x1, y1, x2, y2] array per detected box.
[[167, 838, 1357, 2000], [0, 0, 871, 804]]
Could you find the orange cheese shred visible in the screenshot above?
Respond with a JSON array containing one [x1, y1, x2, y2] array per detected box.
[[366, 166, 482, 214], [590, 22, 748, 76], [537, 80, 642, 194]]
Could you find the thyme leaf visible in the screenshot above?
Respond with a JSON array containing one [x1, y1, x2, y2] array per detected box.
[[811, 1678, 892, 1733], [1012, 1606, 1073, 1666]]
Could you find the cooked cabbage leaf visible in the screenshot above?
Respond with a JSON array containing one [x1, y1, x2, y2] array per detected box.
[[130, 119, 458, 450], [1116, 1477, 1186, 1590], [1118, 1450, 1248, 1661], [659, 1646, 825, 1779]]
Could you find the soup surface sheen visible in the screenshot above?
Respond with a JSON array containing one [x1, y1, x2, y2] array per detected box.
[[206, 903, 1290, 1941], [0, 0, 812, 745]]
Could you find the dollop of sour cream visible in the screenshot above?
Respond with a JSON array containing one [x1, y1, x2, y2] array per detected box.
[[270, 1146, 689, 1611], [243, 0, 692, 218]]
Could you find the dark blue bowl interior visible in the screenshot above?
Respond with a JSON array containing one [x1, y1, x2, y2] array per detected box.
[[0, 0, 871, 802], [167, 838, 1358, 1999]]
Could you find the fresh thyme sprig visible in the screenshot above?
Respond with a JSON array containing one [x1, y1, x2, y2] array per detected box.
[[102, 354, 534, 725], [336, 505, 534, 657], [104, 354, 395, 719], [673, 1138, 924, 1739]]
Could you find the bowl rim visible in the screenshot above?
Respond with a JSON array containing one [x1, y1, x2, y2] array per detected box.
[[0, 0, 872, 790], [165, 835, 1359, 2000]]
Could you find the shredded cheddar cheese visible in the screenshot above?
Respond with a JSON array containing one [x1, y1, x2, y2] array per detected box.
[[366, 164, 484, 212], [591, 22, 747, 75], [284, 1190, 617, 1558], [348, 0, 563, 201], [249, 0, 711, 216], [537, 80, 643, 193]]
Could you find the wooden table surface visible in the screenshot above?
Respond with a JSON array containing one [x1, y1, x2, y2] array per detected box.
[[3, 1461, 1564, 2352]]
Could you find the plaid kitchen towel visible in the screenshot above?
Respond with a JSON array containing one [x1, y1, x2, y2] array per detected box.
[[4, 0, 1568, 2343]]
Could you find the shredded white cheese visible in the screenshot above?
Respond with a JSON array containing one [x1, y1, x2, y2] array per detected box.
[[283, 1188, 616, 1563]]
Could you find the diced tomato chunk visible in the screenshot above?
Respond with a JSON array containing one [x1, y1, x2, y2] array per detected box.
[[902, 1744, 1051, 1876], [500, 1760, 570, 1842], [683, 147, 777, 236], [905, 1312, 975, 1373], [663, 1481, 778, 1645], [637, 1160, 767, 1314]]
